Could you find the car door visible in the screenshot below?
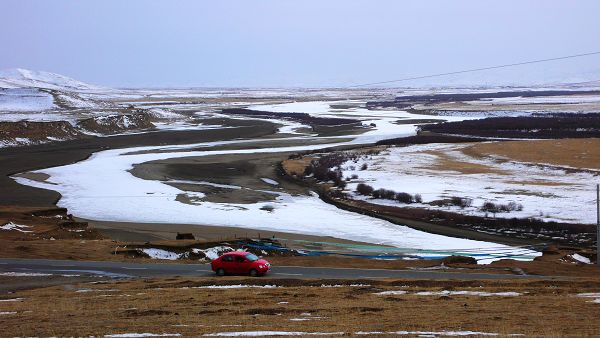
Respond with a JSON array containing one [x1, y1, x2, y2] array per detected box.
[[234, 255, 250, 274], [221, 255, 235, 274]]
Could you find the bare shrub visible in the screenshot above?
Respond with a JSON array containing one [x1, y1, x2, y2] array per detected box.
[[396, 192, 414, 204], [508, 201, 524, 211], [481, 201, 499, 213], [414, 194, 423, 203], [451, 196, 473, 209], [360, 163, 368, 170], [481, 201, 523, 213], [382, 189, 397, 200], [356, 183, 374, 196]]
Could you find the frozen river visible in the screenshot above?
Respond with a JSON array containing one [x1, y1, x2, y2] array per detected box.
[[13, 101, 540, 263]]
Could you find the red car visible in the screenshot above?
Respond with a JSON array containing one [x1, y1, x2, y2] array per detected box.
[[211, 251, 271, 277]]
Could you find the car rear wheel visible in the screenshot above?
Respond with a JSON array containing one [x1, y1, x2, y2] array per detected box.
[[216, 268, 225, 276], [249, 269, 258, 277]]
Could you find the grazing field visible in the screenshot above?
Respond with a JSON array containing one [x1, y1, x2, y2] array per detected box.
[[3, 277, 600, 337], [463, 138, 600, 170]]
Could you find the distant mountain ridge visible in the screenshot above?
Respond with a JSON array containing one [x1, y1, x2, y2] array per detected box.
[[0, 68, 104, 91]]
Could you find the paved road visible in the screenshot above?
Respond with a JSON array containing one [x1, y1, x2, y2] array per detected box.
[[0, 258, 555, 280]]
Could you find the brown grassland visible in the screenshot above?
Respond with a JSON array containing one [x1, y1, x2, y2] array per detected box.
[[3, 277, 600, 337], [463, 138, 600, 170]]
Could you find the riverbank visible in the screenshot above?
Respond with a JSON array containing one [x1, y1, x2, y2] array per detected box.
[[279, 135, 597, 247]]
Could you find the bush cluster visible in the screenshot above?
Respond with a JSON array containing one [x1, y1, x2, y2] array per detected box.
[[480, 201, 524, 214], [356, 183, 374, 196], [355, 183, 420, 204], [451, 196, 473, 209], [422, 113, 600, 139]]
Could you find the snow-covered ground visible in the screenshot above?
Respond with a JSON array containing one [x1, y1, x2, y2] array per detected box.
[[339, 143, 598, 224], [14, 135, 539, 263], [0, 68, 104, 91], [247, 100, 469, 142], [0, 88, 55, 112], [249, 100, 470, 122]]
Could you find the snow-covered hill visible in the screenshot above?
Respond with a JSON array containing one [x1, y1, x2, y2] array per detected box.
[[0, 69, 158, 148], [0, 68, 104, 91]]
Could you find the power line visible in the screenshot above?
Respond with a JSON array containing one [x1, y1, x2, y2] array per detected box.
[[349, 51, 600, 88]]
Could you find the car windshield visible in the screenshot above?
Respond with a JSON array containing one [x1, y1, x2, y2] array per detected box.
[[245, 253, 259, 262]]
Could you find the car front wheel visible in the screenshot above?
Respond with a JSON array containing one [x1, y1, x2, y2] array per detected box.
[[216, 268, 225, 276], [249, 269, 258, 277]]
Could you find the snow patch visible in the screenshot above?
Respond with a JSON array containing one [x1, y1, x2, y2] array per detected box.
[[570, 253, 591, 264], [193, 285, 278, 289], [104, 334, 181, 338], [0, 272, 52, 277], [374, 290, 408, 296], [203, 332, 344, 337], [0, 222, 32, 232], [141, 248, 180, 260], [375, 290, 521, 297], [0, 298, 24, 302], [356, 330, 518, 336], [260, 178, 279, 186], [192, 246, 234, 260]]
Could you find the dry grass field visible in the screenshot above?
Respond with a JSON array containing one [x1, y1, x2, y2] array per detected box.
[[3, 277, 600, 337], [463, 138, 600, 170]]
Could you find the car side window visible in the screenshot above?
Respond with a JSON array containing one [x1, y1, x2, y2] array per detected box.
[[235, 256, 246, 263], [222, 255, 233, 262]]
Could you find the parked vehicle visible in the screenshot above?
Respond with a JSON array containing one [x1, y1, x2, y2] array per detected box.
[[211, 251, 271, 277]]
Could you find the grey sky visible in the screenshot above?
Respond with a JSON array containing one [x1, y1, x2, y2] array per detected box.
[[2, 0, 599, 87]]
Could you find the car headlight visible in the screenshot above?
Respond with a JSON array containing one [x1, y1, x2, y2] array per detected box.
[[258, 265, 264, 269]]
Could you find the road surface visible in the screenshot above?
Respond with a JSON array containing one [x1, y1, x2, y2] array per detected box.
[[0, 258, 554, 280]]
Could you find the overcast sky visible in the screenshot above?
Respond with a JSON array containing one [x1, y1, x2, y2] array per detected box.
[[2, 0, 600, 88]]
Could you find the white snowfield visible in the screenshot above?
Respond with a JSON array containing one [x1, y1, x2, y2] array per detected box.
[[340, 143, 599, 225], [0, 68, 104, 91], [0, 88, 56, 112]]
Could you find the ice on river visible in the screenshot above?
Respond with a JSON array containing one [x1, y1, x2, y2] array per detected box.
[[14, 136, 539, 263]]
